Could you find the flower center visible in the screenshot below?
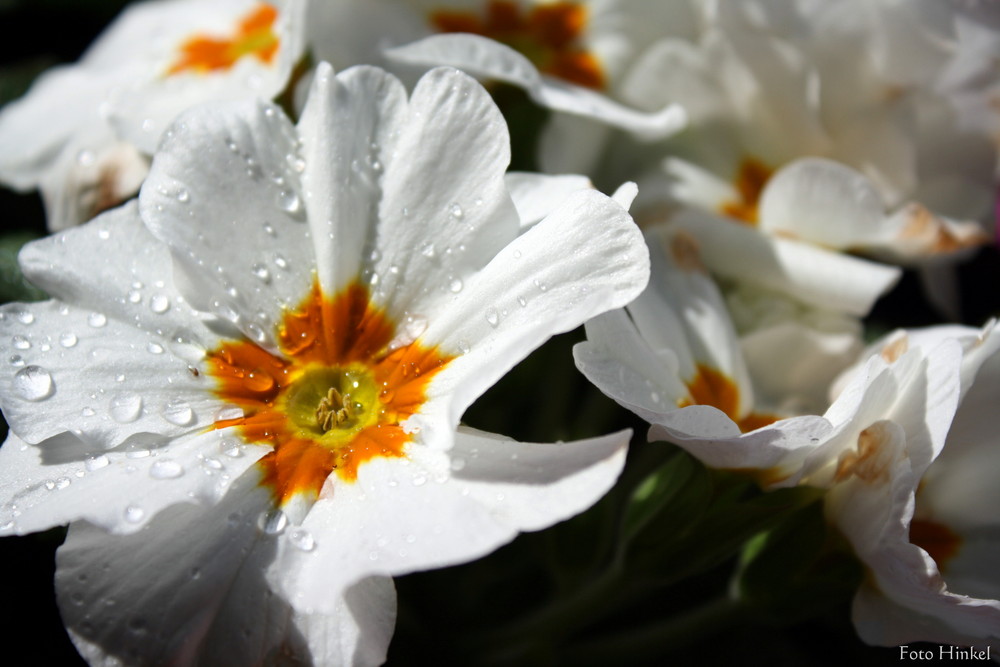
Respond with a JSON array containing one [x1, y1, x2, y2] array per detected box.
[[429, 0, 604, 89], [167, 3, 280, 76], [720, 157, 774, 225], [678, 363, 777, 433], [207, 281, 453, 505]]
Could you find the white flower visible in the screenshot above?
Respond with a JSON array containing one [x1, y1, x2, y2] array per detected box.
[[0, 63, 648, 664], [308, 0, 687, 140], [818, 324, 1000, 650], [618, 0, 994, 316], [574, 223, 833, 486], [0, 0, 307, 229]]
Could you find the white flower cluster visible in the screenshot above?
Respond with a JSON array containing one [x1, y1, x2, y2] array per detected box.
[[0, 0, 998, 664]]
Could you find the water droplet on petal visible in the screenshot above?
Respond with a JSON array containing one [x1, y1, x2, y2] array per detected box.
[[245, 369, 275, 392], [258, 508, 287, 535], [149, 295, 170, 314], [162, 399, 194, 426], [13, 366, 54, 401], [55, 476, 71, 490], [449, 278, 463, 293], [288, 528, 316, 552], [110, 393, 143, 423], [273, 254, 289, 270], [405, 315, 427, 340], [147, 342, 164, 355], [485, 309, 500, 328], [218, 438, 243, 458], [252, 264, 271, 283], [124, 505, 145, 523], [60, 333, 78, 348], [449, 203, 463, 218], [149, 459, 184, 479], [277, 190, 300, 213], [88, 313, 107, 328], [176, 188, 190, 203], [11, 335, 30, 350], [8, 355, 24, 367], [85, 455, 110, 471], [17, 311, 34, 325]]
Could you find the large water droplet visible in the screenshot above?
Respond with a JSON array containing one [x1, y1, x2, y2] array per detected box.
[[449, 203, 464, 219], [449, 278, 463, 293], [149, 459, 184, 480], [13, 366, 54, 401], [258, 508, 287, 535], [162, 399, 194, 426], [11, 335, 30, 350], [85, 454, 111, 471], [176, 188, 190, 203], [16, 311, 34, 325], [245, 369, 275, 393], [88, 313, 107, 328], [147, 342, 164, 355], [149, 295, 170, 314], [60, 333, 78, 348], [110, 393, 143, 423]]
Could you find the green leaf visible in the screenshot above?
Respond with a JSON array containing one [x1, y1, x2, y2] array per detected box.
[[0, 232, 47, 303]]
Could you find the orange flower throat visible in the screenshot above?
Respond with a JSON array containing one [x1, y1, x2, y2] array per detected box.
[[208, 282, 453, 504], [430, 0, 604, 89], [679, 363, 777, 433], [168, 3, 280, 76], [720, 157, 774, 225]]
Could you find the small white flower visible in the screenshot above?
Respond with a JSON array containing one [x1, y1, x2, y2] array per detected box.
[[0, 0, 307, 229], [0, 63, 648, 664], [575, 223, 833, 486]]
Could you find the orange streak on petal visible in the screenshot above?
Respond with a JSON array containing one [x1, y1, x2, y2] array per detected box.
[[678, 363, 776, 434], [168, 3, 280, 76], [720, 157, 774, 226]]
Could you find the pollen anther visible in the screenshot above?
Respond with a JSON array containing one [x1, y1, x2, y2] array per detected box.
[[316, 387, 359, 431]]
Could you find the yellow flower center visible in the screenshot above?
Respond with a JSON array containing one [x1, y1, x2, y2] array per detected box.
[[208, 281, 453, 504]]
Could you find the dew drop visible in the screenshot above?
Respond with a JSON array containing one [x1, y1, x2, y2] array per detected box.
[[457, 340, 471, 354], [245, 369, 275, 392], [149, 459, 184, 479], [215, 406, 244, 422], [13, 366, 54, 401], [288, 528, 315, 552], [404, 315, 427, 340], [81, 407, 95, 417], [450, 457, 466, 471], [273, 254, 289, 270], [449, 278, 463, 293], [124, 505, 145, 523], [109, 393, 143, 423], [55, 476, 71, 490], [176, 189, 190, 203], [88, 313, 107, 328], [146, 342, 164, 355], [245, 322, 267, 345], [517, 296, 527, 307], [485, 308, 500, 328], [127, 290, 142, 303], [277, 190, 300, 213], [162, 399, 194, 426], [263, 222, 276, 236], [16, 311, 34, 325], [411, 473, 428, 487], [149, 295, 170, 314], [252, 264, 271, 283], [449, 203, 464, 218], [258, 508, 287, 535], [218, 438, 243, 458], [8, 355, 24, 367], [59, 333, 78, 348], [11, 335, 30, 350], [85, 455, 110, 471]]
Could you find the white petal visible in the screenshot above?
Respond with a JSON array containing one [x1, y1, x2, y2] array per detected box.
[[271, 426, 627, 614], [758, 157, 887, 249], [416, 188, 648, 442], [0, 428, 268, 535], [671, 209, 901, 316], [296, 63, 408, 296], [504, 172, 593, 230], [139, 98, 315, 347], [55, 471, 394, 666], [386, 34, 686, 138], [0, 66, 111, 190], [369, 67, 521, 321]]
